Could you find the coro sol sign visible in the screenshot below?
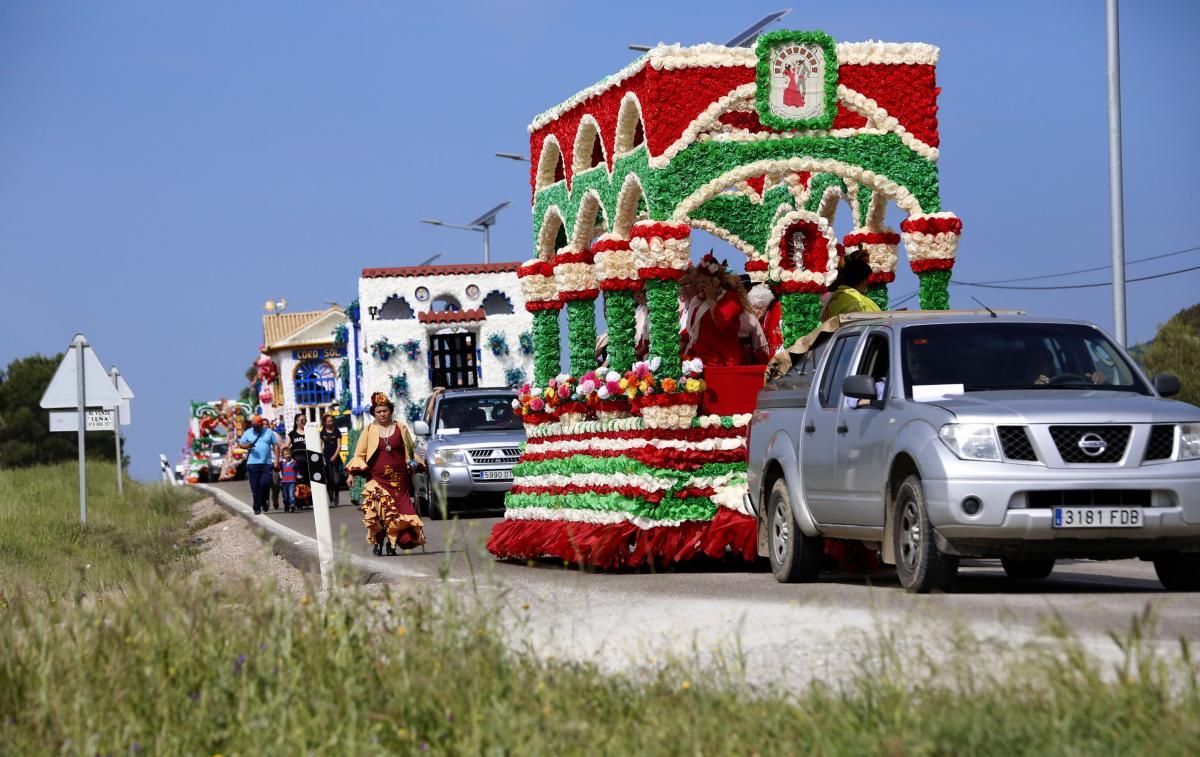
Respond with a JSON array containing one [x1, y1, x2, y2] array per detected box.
[[292, 346, 347, 360]]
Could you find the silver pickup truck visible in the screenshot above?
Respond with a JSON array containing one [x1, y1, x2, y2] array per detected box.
[[747, 311, 1200, 593]]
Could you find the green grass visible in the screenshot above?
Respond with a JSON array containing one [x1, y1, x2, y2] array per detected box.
[[0, 579, 1197, 755], [0, 463, 1197, 754], [0, 462, 200, 598]]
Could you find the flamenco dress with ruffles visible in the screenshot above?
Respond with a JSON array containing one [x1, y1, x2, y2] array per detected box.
[[359, 427, 425, 549]]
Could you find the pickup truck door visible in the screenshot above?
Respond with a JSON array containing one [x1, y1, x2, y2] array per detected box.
[[800, 331, 862, 525], [834, 330, 893, 527]]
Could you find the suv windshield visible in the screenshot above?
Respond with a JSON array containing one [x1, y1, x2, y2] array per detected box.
[[436, 395, 521, 432], [901, 322, 1149, 395]]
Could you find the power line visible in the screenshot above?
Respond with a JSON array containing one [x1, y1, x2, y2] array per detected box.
[[962, 244, 1200, 285], [952, 262, 1200, 291]]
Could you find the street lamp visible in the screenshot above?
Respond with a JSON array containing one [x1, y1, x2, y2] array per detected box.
[[263, 298, 288, 314], [629, 9, 791, 51], [421, 201, 511, 264]]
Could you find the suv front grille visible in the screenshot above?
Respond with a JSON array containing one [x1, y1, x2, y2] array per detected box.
[[468, 447, 522, 465], [1027, 489, 1151, 508], [1049, 425, 1130, 464], [1144, 424, 1176, 462], [997, 426, 1038, 461]]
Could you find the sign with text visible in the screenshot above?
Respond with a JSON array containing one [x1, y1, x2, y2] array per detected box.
[[291, 346, 346, 361], [50, 409, 116, 432]]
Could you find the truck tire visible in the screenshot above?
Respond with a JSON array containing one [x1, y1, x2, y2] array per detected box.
[[1153, 553, 1200, 591], [1000, 557, 1055, 580], [892, 475, 959, 593], [767, 479, 821, 583]]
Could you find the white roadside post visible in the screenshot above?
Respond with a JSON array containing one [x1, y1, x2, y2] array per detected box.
[[160, 454, 174, 483], [39, 334, 122, 526], [304, 424, 336, 591]]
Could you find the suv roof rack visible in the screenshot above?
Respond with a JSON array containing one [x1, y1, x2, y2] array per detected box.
[[839, 308, 1027, 322]]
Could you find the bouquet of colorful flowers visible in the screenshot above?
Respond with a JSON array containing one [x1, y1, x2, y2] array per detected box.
[[628, 357, 707, 429]]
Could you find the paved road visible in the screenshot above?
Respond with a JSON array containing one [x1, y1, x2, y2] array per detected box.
[[207, 480, 1199, 684]]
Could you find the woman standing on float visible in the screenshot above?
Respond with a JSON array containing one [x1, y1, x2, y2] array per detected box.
[[345, 392, 425, 555]]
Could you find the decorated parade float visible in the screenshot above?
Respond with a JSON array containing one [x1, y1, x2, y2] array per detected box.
[[183, 399, 253, 483], [486, 30, 963, 568], [355, 263, 535, 421]]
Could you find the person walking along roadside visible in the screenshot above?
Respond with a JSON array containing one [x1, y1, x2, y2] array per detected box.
[[288, 413, 312, 510], [346, 392, 425, 555], [320, 413, 345, 508], [237, 414, 281, 515]]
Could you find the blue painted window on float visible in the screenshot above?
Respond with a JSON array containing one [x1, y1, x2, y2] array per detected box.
[[294, 360, 337, 405]]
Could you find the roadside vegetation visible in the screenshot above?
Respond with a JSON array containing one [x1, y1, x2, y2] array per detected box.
[[1, 466, 1197, 754], [0, 462, 199, 597]]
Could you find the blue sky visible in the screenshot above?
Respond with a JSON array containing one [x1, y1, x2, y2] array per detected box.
[[2, 0, 1198, 480]]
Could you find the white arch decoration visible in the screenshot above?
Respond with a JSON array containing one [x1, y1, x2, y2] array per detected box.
[[535, 135, 565, 192], [571, 115, 608, 178]]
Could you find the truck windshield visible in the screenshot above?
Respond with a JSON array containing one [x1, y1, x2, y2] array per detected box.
[[901, 322, 1150, 395], [436, 395, 522, 432]]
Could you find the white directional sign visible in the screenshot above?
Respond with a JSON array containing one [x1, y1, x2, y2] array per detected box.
[[112, 370, 135, 426], [39, 343, 122, 409], [50, 409, 116, 432]]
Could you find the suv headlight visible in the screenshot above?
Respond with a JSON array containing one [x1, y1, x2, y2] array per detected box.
[[431, 448, 469, 466], [938, 424, 1002, 461], [1180, 423, 1200, 460]]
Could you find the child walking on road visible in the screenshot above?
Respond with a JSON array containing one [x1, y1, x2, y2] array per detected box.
[[279, 447, 298, 513]]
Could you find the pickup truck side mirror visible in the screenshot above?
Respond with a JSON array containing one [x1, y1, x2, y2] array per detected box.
[[843, 374, 880, 401], [413, 420, 430, 436], [1153, 373, 1181, 398]]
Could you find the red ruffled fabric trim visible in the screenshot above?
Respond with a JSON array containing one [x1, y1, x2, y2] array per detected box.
[[486, 507, 757, 569], [558, 289, 600, 302], [744, 260, 769, 272], [900, 216, 962, 235], [843, 231, 900, 246], [910, 258, 955, 273], [554, 250, 594, 266], [554, 401, 588, 416], [525, 300, 563, 312], [591, 238, 631, 253], [521, 411, 557, 425], [868, 271, 897, 284], [632, 392, 702, 409], [771, 280, 825, 294], [637, 267, 686, 281], [518, 261, 554, 278], [521, 446, 747, 468], [599, 278, 643, 291], [630, 222, 690, 240]]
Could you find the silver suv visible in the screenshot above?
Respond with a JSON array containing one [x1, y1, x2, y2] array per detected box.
[[411, 388, 524, 518], [747, 312, 1200, 592]]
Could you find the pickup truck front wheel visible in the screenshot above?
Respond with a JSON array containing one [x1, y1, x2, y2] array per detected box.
[[893, 475, 959, 593], [767, 479, 821, 583], [1153, 553, 1200, 591]]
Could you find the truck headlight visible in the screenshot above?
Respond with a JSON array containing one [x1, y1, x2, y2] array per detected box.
[[432, 449, 469, 466], [938, 424, 1002, 461], [1180, 424, 1200, 460]]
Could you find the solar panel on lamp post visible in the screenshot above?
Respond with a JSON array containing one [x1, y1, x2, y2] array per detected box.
[[628, 9, 791, 51], [420, 201, 511, 264]]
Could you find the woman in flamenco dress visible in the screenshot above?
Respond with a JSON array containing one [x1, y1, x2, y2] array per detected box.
[[346, 391, 425, 555], [682, 252, 769, 366]]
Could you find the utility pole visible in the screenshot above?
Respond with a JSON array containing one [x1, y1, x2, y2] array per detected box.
[[1106, 0, 1127, 346]]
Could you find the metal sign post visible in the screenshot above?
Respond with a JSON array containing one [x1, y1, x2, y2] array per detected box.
[[304, 425, 336, 591], [108, 367, 135, 497], [40, 333, 122, 526], [75, 336, 87, 524]]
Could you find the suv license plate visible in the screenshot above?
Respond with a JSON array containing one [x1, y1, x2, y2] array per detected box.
[[1053, 507, 1142, 529], [479, 470, 513, 481]]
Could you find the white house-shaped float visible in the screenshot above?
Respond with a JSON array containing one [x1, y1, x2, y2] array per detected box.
[[356, 262, 534, 421], [260, 307, 348, 425]]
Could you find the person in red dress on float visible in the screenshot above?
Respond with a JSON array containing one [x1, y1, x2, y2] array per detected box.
[[681, 252, 769, 366], [748, 283, 783, 356], [346, 391, 425, 555]]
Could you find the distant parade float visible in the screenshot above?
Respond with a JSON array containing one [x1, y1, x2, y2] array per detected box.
[[486, 30, 962, 568], [184, 399, 253, 483]]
